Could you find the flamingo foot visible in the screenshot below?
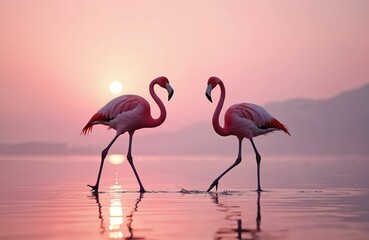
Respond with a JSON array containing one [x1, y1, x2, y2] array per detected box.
[[87, 184, 99, 192], [207, 180, 219, 192]]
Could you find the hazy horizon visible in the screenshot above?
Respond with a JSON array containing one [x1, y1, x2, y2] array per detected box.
[[1, 82, 368, 156]]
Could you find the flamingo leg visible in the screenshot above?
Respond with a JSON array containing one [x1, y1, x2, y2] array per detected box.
[[250, 139, 262, 192], [88, 134, 120, 192], [127, 132, 146, 193], [207, 138, 243, 192], [256, 191, 261, 231]]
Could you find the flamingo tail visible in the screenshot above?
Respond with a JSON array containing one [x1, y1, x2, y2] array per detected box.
[[81, 113, 107, 136], [269, 118, 291, 136]]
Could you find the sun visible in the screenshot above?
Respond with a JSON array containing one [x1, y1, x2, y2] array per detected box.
[[109, 81, 123, 94]]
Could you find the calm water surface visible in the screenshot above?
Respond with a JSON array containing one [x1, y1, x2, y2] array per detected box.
[[0, 155, 368, 239]]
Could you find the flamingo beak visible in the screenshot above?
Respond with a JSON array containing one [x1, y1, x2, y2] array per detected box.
[[205, 84, 213, 103], [166, 83, 174, 101]]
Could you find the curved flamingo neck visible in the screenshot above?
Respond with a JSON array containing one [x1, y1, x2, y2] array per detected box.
[[147, 80, 167, 128], [213, 81, 228, 136]]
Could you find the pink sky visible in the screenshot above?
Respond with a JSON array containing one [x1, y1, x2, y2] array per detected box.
[[1, 1, 368, 147]]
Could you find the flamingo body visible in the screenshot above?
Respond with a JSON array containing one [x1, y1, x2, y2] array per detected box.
[[205, 76, 290, 192], [82, 76, 174, 193], [224, 103, 289, 139], [82, 95, 152, 135]]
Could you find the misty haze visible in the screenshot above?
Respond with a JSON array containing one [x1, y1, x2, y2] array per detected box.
[[1, 1, 369, 240]]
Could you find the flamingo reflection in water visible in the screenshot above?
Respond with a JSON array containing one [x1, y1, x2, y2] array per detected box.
[[212, 192, 261, 240], [89, 182, 144, 239]]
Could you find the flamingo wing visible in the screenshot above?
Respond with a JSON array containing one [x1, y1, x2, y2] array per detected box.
[[81, 95, 149, 135], [225, 103, 290, 136]]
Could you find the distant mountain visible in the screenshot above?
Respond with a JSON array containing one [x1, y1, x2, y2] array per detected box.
[[261, 83, 369, 155], [133, 83, 369, 155]]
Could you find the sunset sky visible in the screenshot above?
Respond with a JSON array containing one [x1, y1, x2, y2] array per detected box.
[[1, 1, 368, 147]]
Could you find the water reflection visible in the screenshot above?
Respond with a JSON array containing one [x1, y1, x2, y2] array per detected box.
[[109, 183, 124, 239], [89, 192, 106, 234], [125, 193, 144, 239], [90, 182, 144, 239], [212, 192, 261, 240]]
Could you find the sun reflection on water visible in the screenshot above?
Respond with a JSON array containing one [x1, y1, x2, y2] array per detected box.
[[90, 179, 145, 239], [109, 182, 124, 239], [108, 154, 125, 165]]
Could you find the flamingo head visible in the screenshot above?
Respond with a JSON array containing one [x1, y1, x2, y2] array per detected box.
[[155, 76, 174, 101], [205, 76, 221, 103]]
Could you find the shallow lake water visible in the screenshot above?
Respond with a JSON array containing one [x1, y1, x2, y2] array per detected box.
[[0, 154, 368, 239]]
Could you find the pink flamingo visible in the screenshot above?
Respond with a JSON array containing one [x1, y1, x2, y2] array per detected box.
[[205, 76, 290, 192], [82, 76, 174, 193]]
